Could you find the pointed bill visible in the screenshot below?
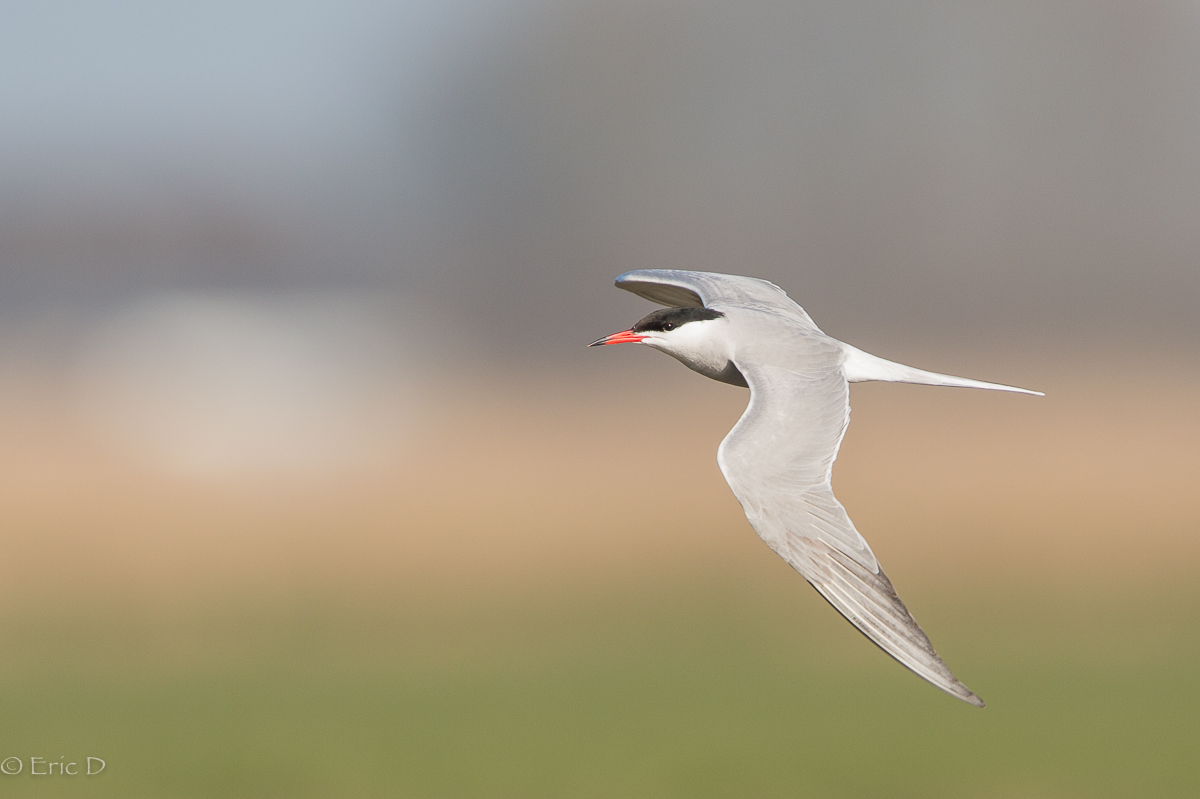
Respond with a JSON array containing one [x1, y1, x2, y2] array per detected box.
[[588, 329, 647, 347]]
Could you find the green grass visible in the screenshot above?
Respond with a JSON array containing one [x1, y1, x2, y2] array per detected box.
[[1, 577, 1198, 798]]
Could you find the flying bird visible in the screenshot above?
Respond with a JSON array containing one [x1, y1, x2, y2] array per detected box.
[[590, 270, 1041, 706]]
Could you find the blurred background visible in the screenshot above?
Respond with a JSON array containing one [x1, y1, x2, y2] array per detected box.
[[1, 1, 1198, 796]]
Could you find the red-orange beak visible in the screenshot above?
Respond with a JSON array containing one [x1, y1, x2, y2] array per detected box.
[[588, 329, 646, 347]]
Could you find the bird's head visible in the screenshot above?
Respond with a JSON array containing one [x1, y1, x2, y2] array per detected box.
[[588, 306, 728, 358]]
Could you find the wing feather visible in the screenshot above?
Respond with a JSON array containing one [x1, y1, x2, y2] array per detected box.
[[717, 336, 984, 707], [615, 270, 825, 333]]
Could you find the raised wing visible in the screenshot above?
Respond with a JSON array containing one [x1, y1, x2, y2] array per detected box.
[[615, 269, 824, 333], [717, 335, 984, 707]]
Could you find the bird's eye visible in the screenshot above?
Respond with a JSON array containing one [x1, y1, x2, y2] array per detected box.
[[663, 323, 675, 331]]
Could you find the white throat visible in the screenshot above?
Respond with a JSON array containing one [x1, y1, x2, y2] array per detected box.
[[644, 317, 746, 387]]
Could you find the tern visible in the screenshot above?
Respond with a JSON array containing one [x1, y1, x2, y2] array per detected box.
[[590, 270, 1041, 706]]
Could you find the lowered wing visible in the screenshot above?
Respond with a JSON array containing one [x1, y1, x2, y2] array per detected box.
[[716, 332, 985, 707]]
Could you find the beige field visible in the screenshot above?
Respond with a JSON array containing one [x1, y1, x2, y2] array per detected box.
[[0, 349, 1193, 611]]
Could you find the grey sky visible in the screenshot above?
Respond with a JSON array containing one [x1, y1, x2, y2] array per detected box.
[[1, 1, 1197, 357]]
